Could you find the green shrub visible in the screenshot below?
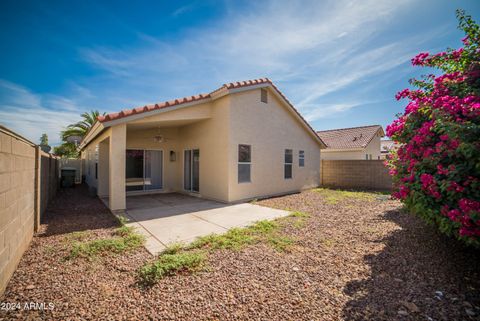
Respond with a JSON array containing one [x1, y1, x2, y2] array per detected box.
[[386, 10, 480, 246]]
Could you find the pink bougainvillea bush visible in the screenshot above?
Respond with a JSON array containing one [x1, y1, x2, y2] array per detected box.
[[386, 10, 480, 247]]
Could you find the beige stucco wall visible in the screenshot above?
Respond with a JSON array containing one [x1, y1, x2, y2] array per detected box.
[[0, 131, 36, 294], [81, 127, 113, 190], [109, 124, 126, 210], [227, 88, 321, 201], [176, 97, 231, 201], [82, 125, 128, 211], [125, 98, 231, 202], [320, 132, 382, 160]]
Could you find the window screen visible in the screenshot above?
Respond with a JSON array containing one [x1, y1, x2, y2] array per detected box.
[[284, 149, 293, 179], [238, 144, 251, 183], [299, 150, 305, 167]]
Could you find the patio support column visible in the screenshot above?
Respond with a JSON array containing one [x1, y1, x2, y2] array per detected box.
[[98, 138, 109, 198], [108, 124, 126, 211]]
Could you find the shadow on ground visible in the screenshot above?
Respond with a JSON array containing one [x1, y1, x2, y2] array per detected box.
[[125, 193, 228, 221], [40, 184, 118, 236], [342, 209, 480, 321]]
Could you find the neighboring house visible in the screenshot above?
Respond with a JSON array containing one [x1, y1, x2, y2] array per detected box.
[[380, 139, 400, 159], [79, 78, 326, 212], [316, 125, 385, 160]]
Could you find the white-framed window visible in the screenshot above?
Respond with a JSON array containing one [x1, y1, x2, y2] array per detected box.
[[284, 149, 293, 179], [299, 150, 305, 167], [238, 144, 251, 183]]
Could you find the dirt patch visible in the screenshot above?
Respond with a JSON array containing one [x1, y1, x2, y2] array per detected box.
[[1, 187, 478, 320]]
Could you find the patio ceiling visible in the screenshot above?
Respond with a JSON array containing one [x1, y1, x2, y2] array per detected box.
[[126, 118, 207, 130]]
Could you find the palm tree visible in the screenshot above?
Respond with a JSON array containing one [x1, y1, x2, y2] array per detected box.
[[61, 110, 104, 141]]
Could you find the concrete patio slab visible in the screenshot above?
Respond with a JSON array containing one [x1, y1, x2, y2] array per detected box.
[[193, 203, 289, 229], [124, 193, 290, 255]]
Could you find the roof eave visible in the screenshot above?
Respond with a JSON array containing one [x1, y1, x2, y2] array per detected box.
[[99, 97, 212, 129], [79, 120, 104, 150]]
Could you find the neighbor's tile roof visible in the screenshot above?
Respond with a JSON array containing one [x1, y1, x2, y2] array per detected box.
[[316, 125, 383, 150], [97, 78, 271, 123]]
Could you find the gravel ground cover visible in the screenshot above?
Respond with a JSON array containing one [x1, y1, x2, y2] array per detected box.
[[1, 186, 479, 320]]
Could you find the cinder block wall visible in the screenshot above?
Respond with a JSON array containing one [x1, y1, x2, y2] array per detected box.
[[321, 160, 392, 191], [0, 129, 36, 294], [40, 153, 59, 216]]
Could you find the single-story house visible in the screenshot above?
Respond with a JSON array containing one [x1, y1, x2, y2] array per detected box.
[[316, 125, 385, 160], [380, 139, 399, 159], [79, 78, 326, 212]]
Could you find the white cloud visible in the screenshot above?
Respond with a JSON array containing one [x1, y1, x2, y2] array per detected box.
[[76, 0, 423, 113], [172, 3, 197, 17], [0, 80, 85, 145], [302, 102, 364, 122]]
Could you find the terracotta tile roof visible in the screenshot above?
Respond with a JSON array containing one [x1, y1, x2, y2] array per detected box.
[[97, 78, 271, 123], [97, 93, 211, 122], [316, 125, 384, 150]]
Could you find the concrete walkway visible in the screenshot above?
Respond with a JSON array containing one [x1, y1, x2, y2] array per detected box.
[[124, 193, 290, 255]]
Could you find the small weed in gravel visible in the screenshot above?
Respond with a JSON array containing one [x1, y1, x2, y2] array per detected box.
[[285, 211, 310, 229], [289, 211, 309, 218], [161, 242, 184, 255], [250, 220, 278, 233], [139, 251, 205, 285], [314, 188, 377, 204], [267, 235, 295, 252], [320, 238, 336, 248], [66, 219, 144, 260], [68, 233, 144, 259], [113, 224, 135, 237], [188, 227, 255, 250], [43, 245, 56, 255], [188, 220, 285, 251], [65, 230, 91, 242], [293, 219, 307, 229]]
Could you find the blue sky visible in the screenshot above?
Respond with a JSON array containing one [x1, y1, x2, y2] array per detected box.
[[0, 0, 479, 145]]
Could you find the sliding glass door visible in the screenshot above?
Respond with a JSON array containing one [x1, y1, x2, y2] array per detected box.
[[145, 150, 163, 190], [126, 150, 144, 191], [184, 149, 199, 192], [126, 149, 163, 192]]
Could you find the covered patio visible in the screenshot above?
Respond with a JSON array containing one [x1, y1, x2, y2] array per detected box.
[[81, 97, 229, 212], [123, 193, 290, 254]]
